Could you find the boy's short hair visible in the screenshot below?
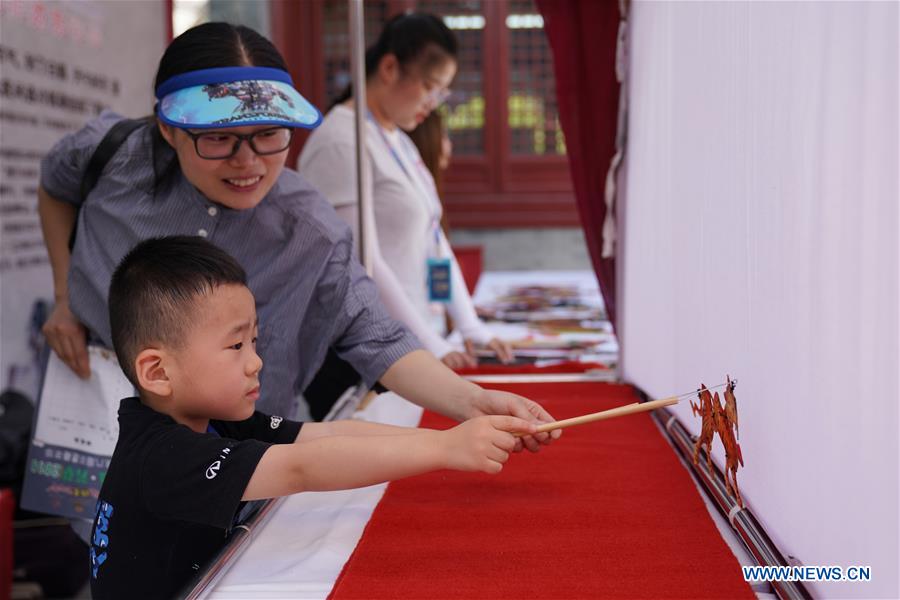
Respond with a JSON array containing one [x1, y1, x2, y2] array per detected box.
[[108, 236, 248, 387]]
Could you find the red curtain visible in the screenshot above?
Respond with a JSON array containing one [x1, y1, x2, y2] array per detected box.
[[536, 0, 621, 329]]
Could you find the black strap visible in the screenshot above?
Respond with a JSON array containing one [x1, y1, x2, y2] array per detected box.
[[69, 118, 144, 251]]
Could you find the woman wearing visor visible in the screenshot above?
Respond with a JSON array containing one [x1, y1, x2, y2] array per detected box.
[[37, 22, 556, 448], [299, 13, 514, 371]]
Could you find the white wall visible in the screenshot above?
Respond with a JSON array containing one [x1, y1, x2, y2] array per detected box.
[[622, 2, 898, 598], [0, 0, 167, 399]]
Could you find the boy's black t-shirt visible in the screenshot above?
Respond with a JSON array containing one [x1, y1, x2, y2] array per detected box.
[[89, 398, 302, 600]]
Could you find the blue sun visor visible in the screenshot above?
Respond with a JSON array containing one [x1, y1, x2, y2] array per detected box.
[[155, 66, 322, 129]]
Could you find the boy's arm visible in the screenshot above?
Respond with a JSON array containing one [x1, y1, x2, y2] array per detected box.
[[243, 415, 536, 501], [295, 419, 424, 442]]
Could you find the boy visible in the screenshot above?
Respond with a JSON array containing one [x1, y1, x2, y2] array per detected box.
[[90, 236, 536, 599]]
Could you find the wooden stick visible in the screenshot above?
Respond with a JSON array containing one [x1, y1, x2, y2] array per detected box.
[[522, 397, 679, 435]]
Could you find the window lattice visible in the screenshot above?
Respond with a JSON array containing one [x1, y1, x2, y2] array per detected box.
[[414, 0, 485, 155], [507, 0, 564, 155], [319, 0, 562, 158], [322, 0, 388, 108]]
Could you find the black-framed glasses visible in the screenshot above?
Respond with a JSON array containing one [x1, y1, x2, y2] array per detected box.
[[183, 127, 293, 160]]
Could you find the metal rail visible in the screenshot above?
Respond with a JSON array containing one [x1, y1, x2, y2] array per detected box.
[[643, 392, 812, 600], [180, 497, 285, 600]]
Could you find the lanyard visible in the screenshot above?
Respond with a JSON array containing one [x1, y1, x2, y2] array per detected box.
[[366, 112, 443, 256]]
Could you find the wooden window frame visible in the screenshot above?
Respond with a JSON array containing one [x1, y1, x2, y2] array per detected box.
[[272, 0, 577, 228]]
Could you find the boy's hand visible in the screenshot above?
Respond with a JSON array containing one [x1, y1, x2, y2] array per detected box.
[[468, 389, 561, 453], [442, 416, 536, 474]]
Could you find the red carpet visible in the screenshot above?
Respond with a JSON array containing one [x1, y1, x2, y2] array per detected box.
[[330, 382, 754, 599]]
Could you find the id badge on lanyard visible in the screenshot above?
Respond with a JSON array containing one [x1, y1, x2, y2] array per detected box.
[[424, 202, 450, 303], [427, 251, 452, 303], [424, 214, 451, 303]]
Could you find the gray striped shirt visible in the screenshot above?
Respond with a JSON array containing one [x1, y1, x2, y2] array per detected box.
[[40, 111, 421, 418]]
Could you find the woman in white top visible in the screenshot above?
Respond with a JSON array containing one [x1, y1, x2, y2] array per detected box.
[[299, 12, 512, 369]]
